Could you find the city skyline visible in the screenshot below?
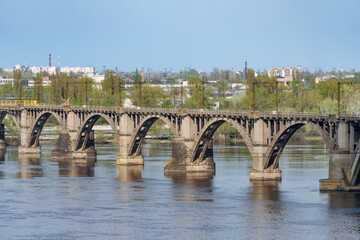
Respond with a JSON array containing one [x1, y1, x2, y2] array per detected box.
[[1, 0, 359, 72]]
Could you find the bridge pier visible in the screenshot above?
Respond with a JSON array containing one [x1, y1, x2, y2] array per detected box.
[[164, 138, 215, 173], [51, 130, 96, 163], [249, 145, 282, 181], [320, 122, 359, 190], [116, 115, 144, 165], [249, 119, 282, 181]]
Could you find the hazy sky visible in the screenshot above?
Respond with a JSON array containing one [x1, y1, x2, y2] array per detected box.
[[1, 0, 359, 72]]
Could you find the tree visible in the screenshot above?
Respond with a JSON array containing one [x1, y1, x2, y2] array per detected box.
[[169, 86, 180, 107], [132, 69, 142, 84], [13, 69, 22, 98], [184, 76, 213, 109], [101, 70, 123, 106], [33, 73, 44, 102], [129, 84, 170, 108]]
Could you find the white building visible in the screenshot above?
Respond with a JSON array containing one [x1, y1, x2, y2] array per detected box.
[[1, 68, 14, 73], [84, 73, 104, 84], [268, 66, 299, 78], [28, 76, 51, 88], [15, 64, 29, 72], [42, 66, 57, 75], [0, 76, 13, 85], [29, 66, 42, 74], [60, 66, 95, 75]]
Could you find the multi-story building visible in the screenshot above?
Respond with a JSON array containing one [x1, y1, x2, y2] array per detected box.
[[268, 66, 302, 85], [28, 76, 51, 88], [60, 66, 95, 75], [0, 76, 13, 85]]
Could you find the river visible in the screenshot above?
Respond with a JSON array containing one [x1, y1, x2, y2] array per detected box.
[[1, 140, 360, 239]]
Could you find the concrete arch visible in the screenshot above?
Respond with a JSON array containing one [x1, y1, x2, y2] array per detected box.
[[0, 111, 21, 132], [28, 112, 64, 147], [74, 113, 117, 151], [191, 118, 254, 162], [263, 121, 336, 170], [128, 116, 179, 156]]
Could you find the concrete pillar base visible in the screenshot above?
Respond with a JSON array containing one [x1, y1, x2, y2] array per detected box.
[[319, 179, 360, 191], [18, 146, 41, 154], [250, 169, 282, 181], [51, 149, 97, 162], [164, 157, 215, 173], [116, 155, 144, 165]]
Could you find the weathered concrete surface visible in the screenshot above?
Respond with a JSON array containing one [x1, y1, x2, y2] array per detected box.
[[164, 139, 215, 173], [18, 146, 41, 154], [51, 130, 97, 162], [116, 155, 144, 165], [249, 169, 282, 181]]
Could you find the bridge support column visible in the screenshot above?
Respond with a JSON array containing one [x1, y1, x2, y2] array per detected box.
[[319, 150, 352, 190], [250, 145, 282, 181], [320, 122, 354, 190], [164, 138, 215, 173], [250, 119, 282, 181], [116, 114, 144, 165], [18, 110, 41, 154]]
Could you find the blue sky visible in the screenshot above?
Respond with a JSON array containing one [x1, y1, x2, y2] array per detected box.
[[1, 0, 359, 72]]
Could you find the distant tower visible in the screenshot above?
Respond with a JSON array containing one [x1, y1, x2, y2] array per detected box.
[[49, 54, 52, 66], [244, 60, 248, 82]]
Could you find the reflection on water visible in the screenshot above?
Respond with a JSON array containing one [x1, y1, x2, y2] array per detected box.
[[2, 142, 360, 239], [250, 181, 280, 202], [0, 148, 5, 162], [58, 161, 95, 177], [116, 165, 144, 182], [323, 191, 360, 208], [165, 172, 214, 202], [16, 154, 43, 179]]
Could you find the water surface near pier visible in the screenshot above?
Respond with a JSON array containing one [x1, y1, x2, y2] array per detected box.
[[1, 141, 360, 239]]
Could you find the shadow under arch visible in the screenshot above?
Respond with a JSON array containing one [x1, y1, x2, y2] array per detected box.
[[191, 119, 254, 162], [264, 121, 336, 170], [27, 112, 63, 148], [74, 113, 116, 151], [128, 116, 179, 156]]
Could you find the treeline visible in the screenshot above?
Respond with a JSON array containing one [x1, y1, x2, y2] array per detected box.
[[2, 69, 360, 115]]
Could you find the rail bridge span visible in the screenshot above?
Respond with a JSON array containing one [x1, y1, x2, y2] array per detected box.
[[0, 104, 360, 191]]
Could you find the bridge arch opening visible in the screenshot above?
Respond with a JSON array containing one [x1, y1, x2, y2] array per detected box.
[[191, 119, 253, 164], [74, 114, 117, 152], [264, 122, 333, 173], [0, 112, 20, 146], [128, 116, 179, 157], [28, 113, 62, 148]]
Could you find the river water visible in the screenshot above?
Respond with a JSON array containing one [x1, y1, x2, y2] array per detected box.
[[1, 141, 360, 239]]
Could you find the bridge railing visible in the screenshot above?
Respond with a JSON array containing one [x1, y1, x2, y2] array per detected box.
[[1, 103, 360, 120]]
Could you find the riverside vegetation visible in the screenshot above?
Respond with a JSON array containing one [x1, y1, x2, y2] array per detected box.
[[2, 68, 360, 143]]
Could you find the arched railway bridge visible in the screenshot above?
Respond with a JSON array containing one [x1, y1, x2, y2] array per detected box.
[[0, 104, 359, 191]]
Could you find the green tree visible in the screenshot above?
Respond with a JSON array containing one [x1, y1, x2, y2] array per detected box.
[[132, 69, 142, 84], [129, 84, 170, 108], [13, 69, 22, 98], [184, 76, 213, 109], [169, 86, 180, 107], [32, 73, 44, 102]]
